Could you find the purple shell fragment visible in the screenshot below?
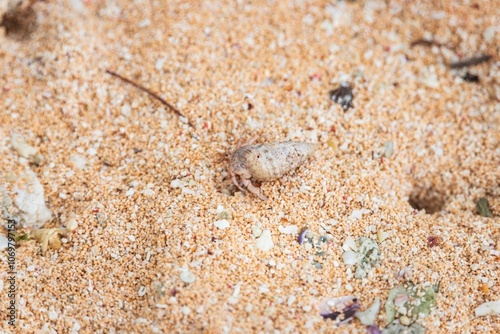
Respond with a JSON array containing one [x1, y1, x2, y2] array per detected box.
[[367, 325, 380, 334], [298, 228, 308, 245], [319, 296, 359, 325]]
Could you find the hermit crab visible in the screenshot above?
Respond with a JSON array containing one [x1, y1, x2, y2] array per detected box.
[[229, 138, 318, 200]]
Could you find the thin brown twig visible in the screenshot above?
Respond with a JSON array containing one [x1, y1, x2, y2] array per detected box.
[[410, 39, 444, 48], [449, 55, 492, 69], [105, 69, 194, 128]]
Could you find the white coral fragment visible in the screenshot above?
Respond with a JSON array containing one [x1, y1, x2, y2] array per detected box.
[[14, 170, 52, 228]]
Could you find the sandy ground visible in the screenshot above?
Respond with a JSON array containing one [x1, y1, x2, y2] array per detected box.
[[0, 0, 499, 333]]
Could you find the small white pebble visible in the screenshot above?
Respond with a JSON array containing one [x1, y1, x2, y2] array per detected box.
[[126, 188, 134, 196], [65, 218, 78, 231], [255, 229, 274, 251], [138, 18, 151, 27], [342, 236, 358, 252], [72, 320, 81, 332], [259, 285, 270, 293], [287, 295, 296, 306], [252, 225, 262, 237], [181, 187, 196, 195], [180, 270, 196, 284], [475, 300, 500, 317], [378, 231, 390, 242], [228, 296, 239, 305], [181, 306, 191, 315], [350, 208, 370, 220], [127, 235, 136, 242], [48, 308, 58, 321], [399, 315, 411, 326], [278, 225, 298, 234], [170, 179, 182, 188], [245, 303, 253, 313], [214, 219, 230, 229], [70, 155, 87, 170], [0, 235, 9, 250], [142, 189, 155, 196], [342, 251, 358, 265]]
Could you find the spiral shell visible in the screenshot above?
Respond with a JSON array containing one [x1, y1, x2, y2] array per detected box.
[[230, 141, 317, 181]]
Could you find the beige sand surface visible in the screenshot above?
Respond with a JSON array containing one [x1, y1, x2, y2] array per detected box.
[[0, 0, 499, 333]]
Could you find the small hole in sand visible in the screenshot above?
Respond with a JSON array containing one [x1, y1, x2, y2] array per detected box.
[[1, 5, 38, 40], [408, 186, 445, 214]]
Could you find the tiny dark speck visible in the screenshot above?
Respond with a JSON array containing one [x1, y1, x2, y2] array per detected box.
[[462, 72, 479, 83]]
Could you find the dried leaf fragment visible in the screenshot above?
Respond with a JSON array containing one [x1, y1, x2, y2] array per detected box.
[[476, 197, 492, 217]]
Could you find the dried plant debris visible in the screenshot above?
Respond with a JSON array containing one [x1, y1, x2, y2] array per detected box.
[[10, 231, 30, 241], [32, 228, 69, 254], [105, 69, 194, 127], [319, 296, 360, 325], [382, 322, 426, 334], [11, 133, 44, 165], [476, 197, 493, 217], [329, 82, 354, 111], [449, 55, 491, 69], [385, 283, 438, 324], [461, 72, 479, 83]]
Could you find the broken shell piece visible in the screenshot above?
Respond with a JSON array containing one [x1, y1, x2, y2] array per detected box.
[[298, 227, 309, 245], [32, 228, 69, 254], [474, 300, 500, 317], [355, 297, 380, 326], [367, 325, 381, 334], [319, 296, 360, 325]]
